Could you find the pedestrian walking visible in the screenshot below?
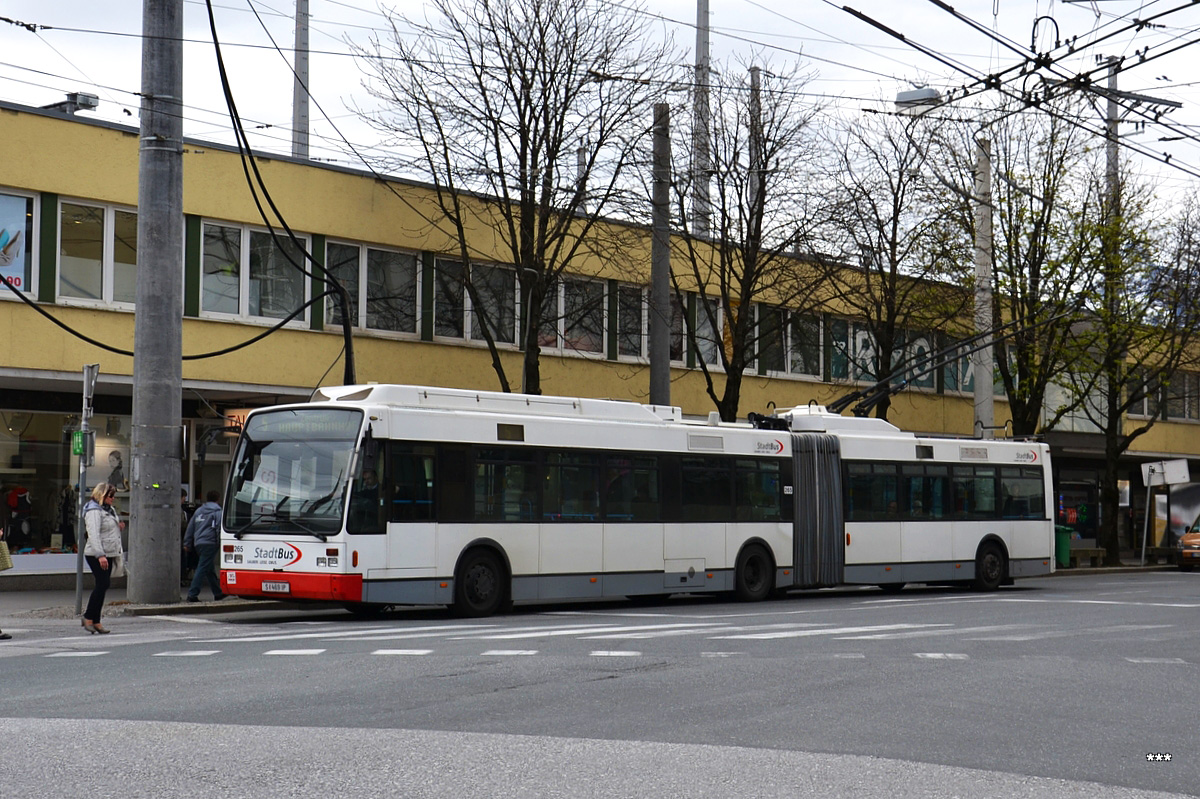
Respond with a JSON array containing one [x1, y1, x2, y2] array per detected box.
[[82, 482, 125, 634], [183, 490, 226, 602]]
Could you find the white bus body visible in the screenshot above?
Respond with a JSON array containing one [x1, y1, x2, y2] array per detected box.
[[219, 384, 1054, 615]]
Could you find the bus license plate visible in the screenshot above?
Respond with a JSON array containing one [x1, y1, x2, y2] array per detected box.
[[262, 581, 290, 593]]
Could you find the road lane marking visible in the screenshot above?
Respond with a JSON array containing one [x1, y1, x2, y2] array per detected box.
[[583, 623, 825, 640], [839, 624, 1029, 640], [372, 649, 433, 656], [481, 650, 538, 656], [264, 649, 326, 655], [200, 624, 490, 643], [45, 651, 107, 657], [969, 624, 1172, 641], [1125, 657, 1187, 664], [152, 650, 220, 657], [915, 653, 969, 660], [590, 650, 641, 657], [714, 623, 950, 640], [468, 622, 722, 640]]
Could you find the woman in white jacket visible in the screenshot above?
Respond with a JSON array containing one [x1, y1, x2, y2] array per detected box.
[[83, 482, 125, 634]]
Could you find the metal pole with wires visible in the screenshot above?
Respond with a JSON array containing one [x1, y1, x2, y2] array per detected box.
[[129, 0, 185, 603]]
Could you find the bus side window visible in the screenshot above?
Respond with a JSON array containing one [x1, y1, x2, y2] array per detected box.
[[391, 445, 436, 522], [438, 445, 470, 522], [348, 460, 385, 534]]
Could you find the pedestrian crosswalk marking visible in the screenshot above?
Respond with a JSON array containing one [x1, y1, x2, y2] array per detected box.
[[713, 623, 950, 640]]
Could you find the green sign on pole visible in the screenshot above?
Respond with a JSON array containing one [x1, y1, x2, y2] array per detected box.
[[72, 430, 85, 456]]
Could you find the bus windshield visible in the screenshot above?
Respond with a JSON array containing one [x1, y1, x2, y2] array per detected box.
[[226, 407, 364, 537]]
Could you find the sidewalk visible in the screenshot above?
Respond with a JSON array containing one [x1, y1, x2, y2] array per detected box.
[[0, 584, 301, 620]]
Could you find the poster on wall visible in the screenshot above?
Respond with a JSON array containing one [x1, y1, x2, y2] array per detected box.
[[0, 193, 29, 287], [94, 419, 132, 493]]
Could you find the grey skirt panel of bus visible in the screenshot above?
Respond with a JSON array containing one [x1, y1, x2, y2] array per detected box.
[[792, 433, 844, 588]]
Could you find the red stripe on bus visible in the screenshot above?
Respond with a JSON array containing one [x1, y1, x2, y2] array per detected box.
[[220, 571, 363, 602]]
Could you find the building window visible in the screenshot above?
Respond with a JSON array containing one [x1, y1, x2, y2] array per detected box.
[[434, 259, 465, 337], [617, 284, 644, 357], [789, 313, 821, 377], [0, 191, 36, 297], [202, 223, 309, 321], [695, 295, 722, 366], [829, 319, 877, 382], [249, 231, 306, 319], [435, 259, 516, 343], [540, 276, 605, 354], [58, 201, 138, 305], [1165, 371, 1198, 421], [325, 242, 360, 326], [325, 242, 418, 334], [471, 263, 516, 344], [563, 277, 604, 353], [758, 305, 785, 373], [670, 292, 684, 362]]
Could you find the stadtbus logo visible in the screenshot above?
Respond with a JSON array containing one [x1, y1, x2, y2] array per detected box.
[[755, 439, 785, 454], [1015, 450, 1039, 463]]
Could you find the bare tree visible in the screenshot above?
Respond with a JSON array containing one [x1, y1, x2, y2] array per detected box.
[[978, 108, 1096, 436], [668, 60, 829, 422], [817, 112, 974, 420], [1061, 167, 1200, 564], [354, 0, 677, 393]]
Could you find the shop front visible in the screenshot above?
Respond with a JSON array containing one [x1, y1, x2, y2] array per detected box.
[[0, 409, 236, 576]]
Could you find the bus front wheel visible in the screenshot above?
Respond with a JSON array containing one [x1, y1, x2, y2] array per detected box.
[[973, 542, 1006, 592], [734, 544, 774, 602], [454, 549, 508, 617]]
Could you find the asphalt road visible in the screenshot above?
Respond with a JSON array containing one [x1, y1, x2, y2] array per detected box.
[[2, 571, 1197, 798]]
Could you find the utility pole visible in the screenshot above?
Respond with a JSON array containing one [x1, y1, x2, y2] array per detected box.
[[650, 103, 672, 406], [748, 66, 763, 228], [292, 0, 310, 160], [691, 0, 711, 237], [129, 0, 184, 603], [972, 137, 995, 438]]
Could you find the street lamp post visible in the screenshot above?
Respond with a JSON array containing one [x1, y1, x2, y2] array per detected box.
[[896, 89, 994, 438]]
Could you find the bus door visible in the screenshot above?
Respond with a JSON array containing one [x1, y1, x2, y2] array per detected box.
[[791, 433, 844, 588]]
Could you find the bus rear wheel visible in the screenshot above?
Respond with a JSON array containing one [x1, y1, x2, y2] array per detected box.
[[734, 544, 774, 602], [973, 542, 1006, 592], [453, 549, 507, 618]]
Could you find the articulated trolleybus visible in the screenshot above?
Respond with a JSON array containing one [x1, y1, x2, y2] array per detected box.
[[220, 384, 1054, 616]]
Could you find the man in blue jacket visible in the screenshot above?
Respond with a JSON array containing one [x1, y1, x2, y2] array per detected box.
[[183, 490, 226, 603]]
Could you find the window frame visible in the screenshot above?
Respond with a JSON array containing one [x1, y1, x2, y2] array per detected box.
[[0, 188, 38, 300], [56, 198, 139, 308], [324, 239, 420, 336], [200, 220, 311, 324]]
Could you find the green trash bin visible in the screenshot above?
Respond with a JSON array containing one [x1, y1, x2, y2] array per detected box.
[[1054, 525, 1072, 568]]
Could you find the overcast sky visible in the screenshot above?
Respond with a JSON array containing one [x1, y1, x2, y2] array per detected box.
[[1, 0, 1197, 195]]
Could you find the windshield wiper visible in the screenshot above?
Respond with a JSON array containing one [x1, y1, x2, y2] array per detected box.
[[231, 511, 277, 540], [288, 516, 330, 542], [230, 506, 332, 542]]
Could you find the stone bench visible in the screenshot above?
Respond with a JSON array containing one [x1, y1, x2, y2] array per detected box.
[[1068, 547, 1106, 568]]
